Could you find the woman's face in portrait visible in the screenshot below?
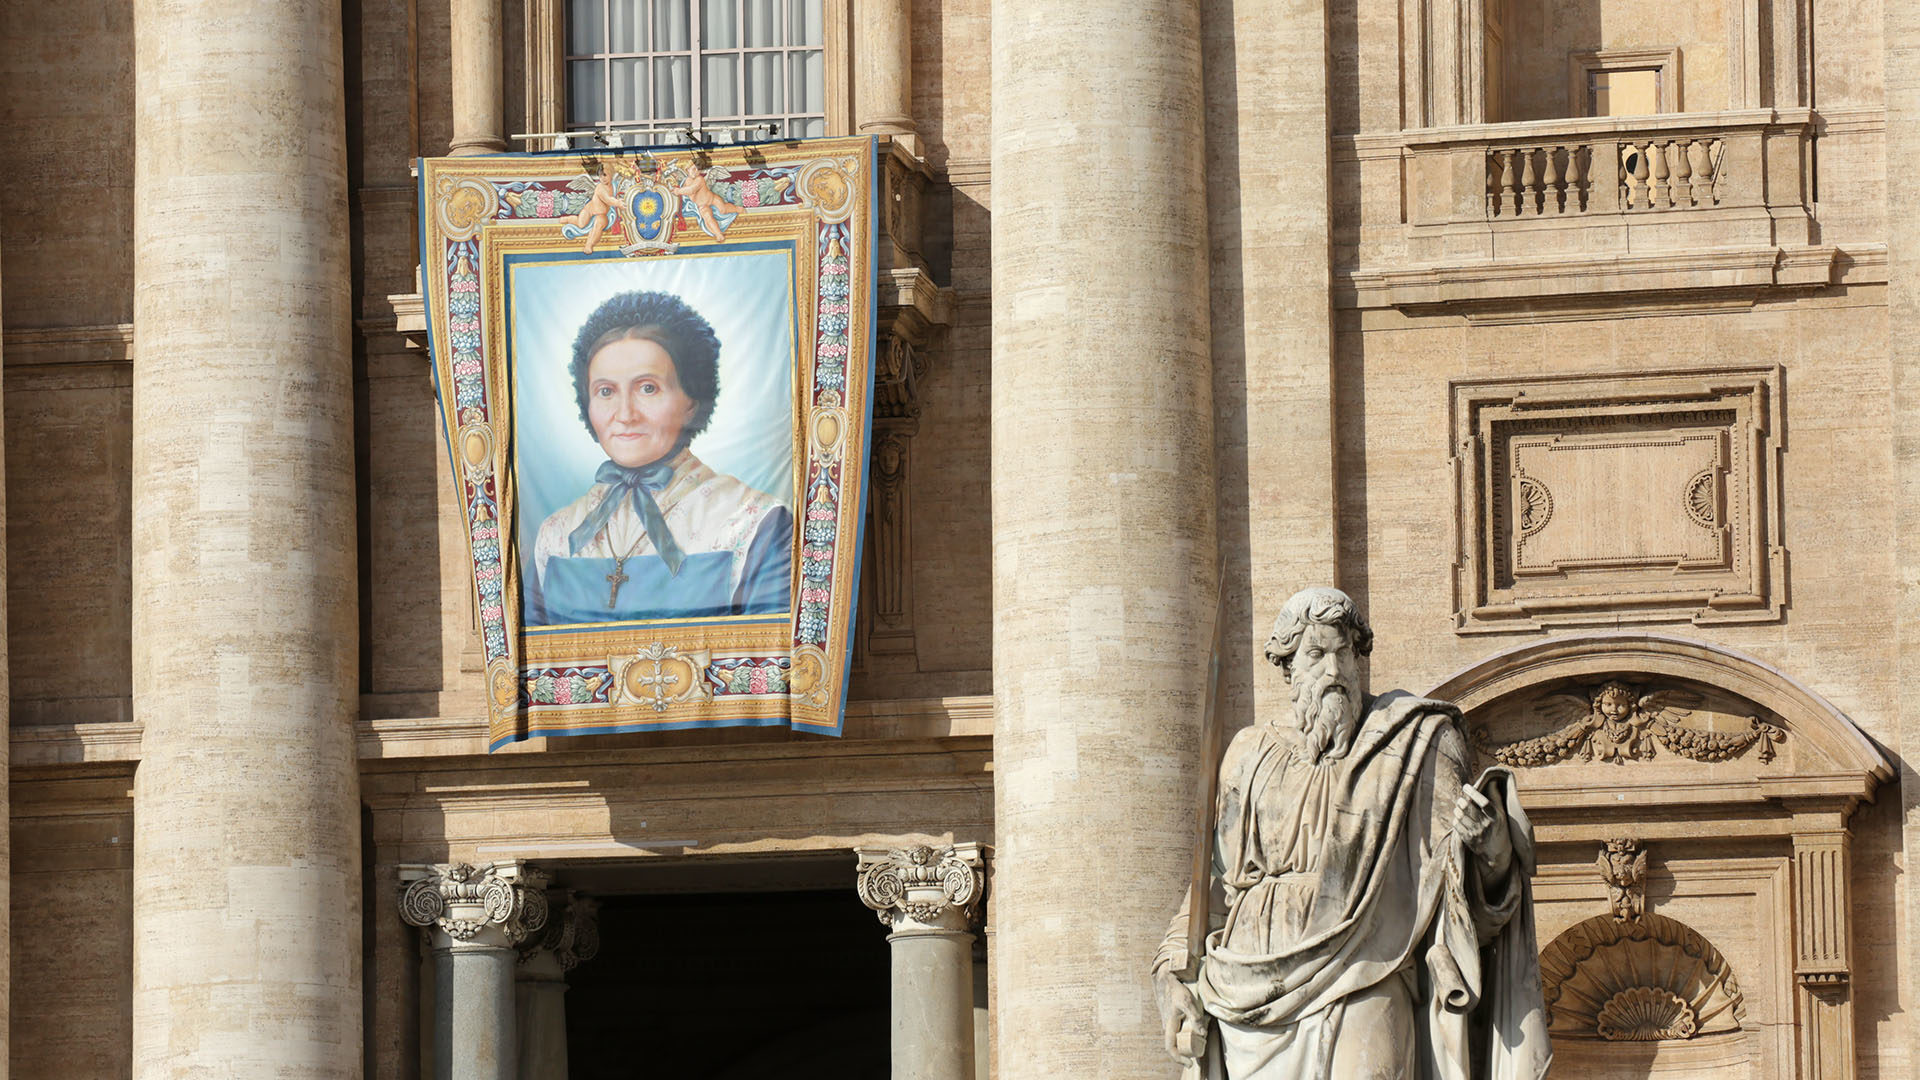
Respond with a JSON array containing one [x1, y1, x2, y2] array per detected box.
[[586, 336, 699, 468]]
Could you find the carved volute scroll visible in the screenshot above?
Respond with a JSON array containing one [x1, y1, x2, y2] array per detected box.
[[855, 842, 985, 935], [398, 861, 550, 949]]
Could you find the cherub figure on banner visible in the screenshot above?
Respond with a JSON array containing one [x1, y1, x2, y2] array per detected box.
[[664, 158, 743, 241], [563, 156, 629, 254]]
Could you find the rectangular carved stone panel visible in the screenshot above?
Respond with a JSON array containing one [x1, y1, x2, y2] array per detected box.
[[1452, 367, 1783, 632]]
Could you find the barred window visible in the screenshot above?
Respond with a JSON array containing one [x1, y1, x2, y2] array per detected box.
[[565, 0, 827, 142]]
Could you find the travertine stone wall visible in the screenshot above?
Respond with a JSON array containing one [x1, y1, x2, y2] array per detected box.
[[0, 226, 13, 1080], [1203, 0, 1340, 735], [1500, 0, 1731, 119], [129, 0, 361, 1076], [1885, 0, 1920, 1073], [989, 2, 1216, 1077]]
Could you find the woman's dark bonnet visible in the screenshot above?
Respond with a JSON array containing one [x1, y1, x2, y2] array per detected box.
[[569, 291, 721, 441]]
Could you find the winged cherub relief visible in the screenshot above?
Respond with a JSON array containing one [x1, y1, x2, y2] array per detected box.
[[1480, 680, 1786, 768]]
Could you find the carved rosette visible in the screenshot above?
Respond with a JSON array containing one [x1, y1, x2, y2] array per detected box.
[[856, 843, 985, 935], [399, 862, 550, 949]]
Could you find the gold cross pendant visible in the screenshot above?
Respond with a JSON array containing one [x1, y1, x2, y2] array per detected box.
[[605, 556, 630, 609]]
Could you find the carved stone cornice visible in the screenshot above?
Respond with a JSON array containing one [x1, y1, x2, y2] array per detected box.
[[398, 861, 550, 950], [856, 843, 985, 935], [518, 889, 601, 974]]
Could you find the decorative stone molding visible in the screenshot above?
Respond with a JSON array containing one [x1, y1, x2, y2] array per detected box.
[[398, 862, 550, 949], [1450, 367, 1785, 633], [856, 843, 985, 935], [519, 890, 600, 971], [1475, 681, 1786, 767], [1597, 838, 1649, 922], [1540, 913, 1746, 1042]]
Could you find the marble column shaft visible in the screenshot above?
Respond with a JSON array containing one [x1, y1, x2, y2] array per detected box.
[[129, 1, 360, 1076], [855, 0, 916, 149], [400, 863, 550, 1080], [858, 844, 985, 1080], [989, 1, 1216, 1077], [515, 890, 599, 1080], [450, 0, 507, 153]]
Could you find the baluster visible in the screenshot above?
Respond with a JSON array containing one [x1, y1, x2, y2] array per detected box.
[[1693, 139, 1720, 204], [1519, 147, 1540, 215], [1567, 142, 1588, 212], [1673, 138, 1694, 206], [1544, 145, 1564, 213], [1631, 142, 1652, 210], [1651, 140, 1672, 208], [1498, 149, 1518, 217]]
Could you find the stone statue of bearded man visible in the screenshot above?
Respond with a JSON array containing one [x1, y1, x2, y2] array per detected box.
[[1153, 587, 1551, 1080]]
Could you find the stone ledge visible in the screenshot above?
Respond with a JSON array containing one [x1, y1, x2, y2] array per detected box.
[[1338, 244, 1882, 315], [10, 694, 994, 769], [356, 693, 993, 760]]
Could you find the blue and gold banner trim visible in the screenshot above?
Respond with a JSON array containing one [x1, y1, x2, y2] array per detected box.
[[416, 137, 877, 746]]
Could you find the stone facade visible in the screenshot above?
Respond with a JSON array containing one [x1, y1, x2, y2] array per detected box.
[[0, 0, 1911, 1078]]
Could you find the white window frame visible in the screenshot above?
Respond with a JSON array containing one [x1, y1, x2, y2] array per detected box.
[[526, 0, 849, 144]]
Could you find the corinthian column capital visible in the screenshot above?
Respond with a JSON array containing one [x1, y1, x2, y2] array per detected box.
[[399, 862, 550, 950], [857, 842, 986, 935], [519, 890, 601, 973]]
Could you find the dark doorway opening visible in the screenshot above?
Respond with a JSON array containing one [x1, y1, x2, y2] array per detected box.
[[566, 889, 889, 1078]]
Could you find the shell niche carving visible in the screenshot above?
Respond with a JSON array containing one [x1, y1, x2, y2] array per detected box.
[[1540, 913, 1746, 1042]]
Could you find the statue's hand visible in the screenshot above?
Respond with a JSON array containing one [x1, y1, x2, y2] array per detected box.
[[1154, 968, 1206, 1063], [1454, 785, 1514, 881]]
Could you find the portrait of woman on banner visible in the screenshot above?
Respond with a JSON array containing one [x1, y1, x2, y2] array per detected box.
[[527, 290, 793, 625]]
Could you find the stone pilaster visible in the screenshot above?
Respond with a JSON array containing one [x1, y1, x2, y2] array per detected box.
[[450, 0, 506, 154], [400, 863, 550, 1080], [857, 844, 985, 1080], [129, 0, 359, 1076], [854, 0, 915, 153], [1790, 813, 1856, 1080], [515, 891, 600, 1080], [989, 1, 1216, 1077]]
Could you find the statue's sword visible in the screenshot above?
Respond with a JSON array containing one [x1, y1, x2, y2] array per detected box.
[[1175, 564, 1229, 1071]]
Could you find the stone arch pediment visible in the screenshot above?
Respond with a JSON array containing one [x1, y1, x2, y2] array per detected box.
[[1425, 631, 1891, 800], [1427, 631, 1882, 1080]]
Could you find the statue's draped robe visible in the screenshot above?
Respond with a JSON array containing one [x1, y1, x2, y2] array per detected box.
[[1158, 693, 1551, 1080]]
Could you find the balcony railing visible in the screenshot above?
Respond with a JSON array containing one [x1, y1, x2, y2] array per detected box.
[[1403, 109, 1812, 261]]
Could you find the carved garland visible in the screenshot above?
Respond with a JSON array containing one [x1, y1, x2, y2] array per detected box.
[[1475, 681, 1786, 767]]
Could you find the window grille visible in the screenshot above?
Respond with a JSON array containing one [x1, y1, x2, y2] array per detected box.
[[564, 0, 827, 142]]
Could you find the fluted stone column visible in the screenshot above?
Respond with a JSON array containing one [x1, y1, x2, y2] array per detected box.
[[855, 0, 916, 151], [451, 0, 507, 153], [989, 2, 1216, 1077], [400, 863, 550, 1080], [130, 1, 359, 1076], [515, 891, 600, 1080], [858, 844, 985, 1080]]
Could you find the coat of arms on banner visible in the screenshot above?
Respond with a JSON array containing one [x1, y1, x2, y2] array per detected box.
[[417, 137, 877, 747]]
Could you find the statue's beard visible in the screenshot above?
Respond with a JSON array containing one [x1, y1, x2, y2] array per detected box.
[[1292, 676, 1356, 761]]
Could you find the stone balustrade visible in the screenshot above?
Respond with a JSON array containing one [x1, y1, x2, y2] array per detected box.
[[1404, 109, 1813, 263], [1484, 135, 1724, 219]]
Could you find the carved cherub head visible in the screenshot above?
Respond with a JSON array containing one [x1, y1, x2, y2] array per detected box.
[[1592, 682, 1637, 724]]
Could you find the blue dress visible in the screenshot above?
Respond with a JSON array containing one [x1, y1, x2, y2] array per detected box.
[[528, 452, 794, 625]]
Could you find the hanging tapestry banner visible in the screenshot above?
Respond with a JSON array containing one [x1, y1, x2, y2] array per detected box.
[[416, 137, 876, 747]]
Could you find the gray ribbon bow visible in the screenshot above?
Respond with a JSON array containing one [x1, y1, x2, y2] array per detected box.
[[568, 459, 686, 576]]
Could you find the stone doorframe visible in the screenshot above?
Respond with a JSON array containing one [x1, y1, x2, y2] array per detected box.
[[1428, 632, 1892, 1080]]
